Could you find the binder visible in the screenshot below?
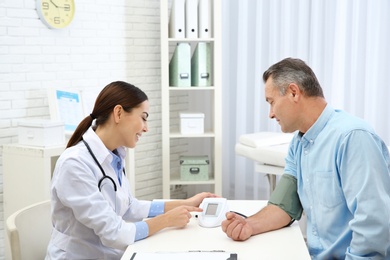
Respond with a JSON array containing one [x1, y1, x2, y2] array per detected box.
[[169, 0, 186, 38], [191, 42, 212, 86], [185, 0, 198, 38], [198, 0, 213, 38], [169, 43, 191, 87]]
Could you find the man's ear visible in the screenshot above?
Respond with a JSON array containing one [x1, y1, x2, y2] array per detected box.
[[288, 83, 300, 99]]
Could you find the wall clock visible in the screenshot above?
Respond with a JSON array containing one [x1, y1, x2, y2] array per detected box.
[[36, 0, 75, 29]]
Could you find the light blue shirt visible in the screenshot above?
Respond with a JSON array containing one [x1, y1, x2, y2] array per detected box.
[[109, 150, 123, 186], [284, 105, 390, 259], [134, 201, 165, 241]]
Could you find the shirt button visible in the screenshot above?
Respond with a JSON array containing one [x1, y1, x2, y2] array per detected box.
[[310, 140, 313, 144], [304, 150, 308, 154]]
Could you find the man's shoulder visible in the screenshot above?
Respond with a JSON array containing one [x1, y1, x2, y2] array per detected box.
[[331, 109, 374, 133]]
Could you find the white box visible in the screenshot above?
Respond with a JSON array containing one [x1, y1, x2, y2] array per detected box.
[[18, 120, 65, 147], [180, 112, 204, 134]]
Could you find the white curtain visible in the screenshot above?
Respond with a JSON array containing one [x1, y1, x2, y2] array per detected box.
[[221, 0, 390, 199]]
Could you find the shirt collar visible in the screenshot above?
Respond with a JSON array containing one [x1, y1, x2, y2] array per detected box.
[[299, 104, 334, 143], [82, 127, 127, 165]]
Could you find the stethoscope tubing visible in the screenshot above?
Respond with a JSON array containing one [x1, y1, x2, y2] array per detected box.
[[82, 139, 118, 192]]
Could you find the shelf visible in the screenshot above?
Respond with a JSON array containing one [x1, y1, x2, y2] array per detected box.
[[3, 144, 65, 157], [168, 38, 214, 43], [169, 86, 215, 90], [169, 172, 216, 185], [161, 0, 222, 198], [170, 179, 216, 185], [170, 131, 215, 138]]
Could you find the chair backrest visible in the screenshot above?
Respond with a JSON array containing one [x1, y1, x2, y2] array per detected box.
[[6, 200, 52, 260]]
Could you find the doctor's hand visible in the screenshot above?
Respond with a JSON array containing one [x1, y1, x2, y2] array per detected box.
[[221, 212, 253, 241], [185, 192, 219, 207], [164, 192, 218, 212], [146, 205, 202, 237], [164, 205, 202, 228]]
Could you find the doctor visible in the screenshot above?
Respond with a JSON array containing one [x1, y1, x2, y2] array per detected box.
[[45, 81, 216, 259]]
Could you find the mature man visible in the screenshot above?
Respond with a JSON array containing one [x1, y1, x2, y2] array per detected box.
[[222, 58, 390, 259]]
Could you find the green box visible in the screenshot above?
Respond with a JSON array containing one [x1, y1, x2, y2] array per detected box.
[[180, 155, 209, 181]]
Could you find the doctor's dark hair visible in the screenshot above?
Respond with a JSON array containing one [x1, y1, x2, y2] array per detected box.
[[263, 57, 324, 98], [67, 81, 148, 148]]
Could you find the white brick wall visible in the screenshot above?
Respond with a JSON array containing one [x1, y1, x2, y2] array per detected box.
[[0, 0, 162, 258]]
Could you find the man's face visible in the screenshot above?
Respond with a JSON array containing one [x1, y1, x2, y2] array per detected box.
[[265, 78, 298, 133]]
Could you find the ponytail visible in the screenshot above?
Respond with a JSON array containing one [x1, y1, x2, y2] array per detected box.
[[66, 114, 94, 148], [66, 81, 148, 148]]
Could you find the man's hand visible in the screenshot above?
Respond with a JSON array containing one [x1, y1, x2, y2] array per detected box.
[[221, 212, 253, 241]]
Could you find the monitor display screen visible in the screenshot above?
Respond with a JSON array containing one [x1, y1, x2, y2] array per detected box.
[[205, 203, 218, 216]]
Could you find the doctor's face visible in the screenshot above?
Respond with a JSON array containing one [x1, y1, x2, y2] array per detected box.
[[119, 100, 149, 148]]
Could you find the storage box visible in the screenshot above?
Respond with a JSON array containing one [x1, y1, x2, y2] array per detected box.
[[180, 155, 209, 181], [180, 112, 204, 134], [18, 120, 65, 147]]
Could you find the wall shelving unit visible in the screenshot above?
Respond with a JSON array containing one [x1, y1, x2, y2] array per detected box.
[[160, 0, 222, 198]]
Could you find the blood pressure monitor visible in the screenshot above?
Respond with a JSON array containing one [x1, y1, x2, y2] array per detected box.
[[198, 198, 229, 228]]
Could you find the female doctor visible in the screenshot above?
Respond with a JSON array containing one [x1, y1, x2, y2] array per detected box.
[[45, 81, 216, 259]]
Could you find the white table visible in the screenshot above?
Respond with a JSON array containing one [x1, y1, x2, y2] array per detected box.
[[121, 200, 310, 260]]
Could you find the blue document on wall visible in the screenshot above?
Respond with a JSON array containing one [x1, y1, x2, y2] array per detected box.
[[48, 89, 84, 134], [130, 251, 237, 260]]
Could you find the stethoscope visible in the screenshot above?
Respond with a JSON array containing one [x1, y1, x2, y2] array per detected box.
[[82, 139, 125, 192]]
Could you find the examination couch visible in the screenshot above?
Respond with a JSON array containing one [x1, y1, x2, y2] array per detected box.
[[235, 132, 293, 192]]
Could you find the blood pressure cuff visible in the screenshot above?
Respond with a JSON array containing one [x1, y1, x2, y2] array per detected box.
[[268, 174, 303, 221]]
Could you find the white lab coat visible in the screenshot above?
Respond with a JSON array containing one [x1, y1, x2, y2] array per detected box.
[[45, 127, 152, 260]]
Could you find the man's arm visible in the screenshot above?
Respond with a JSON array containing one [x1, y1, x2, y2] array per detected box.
[[221, 204, 291, 241], [221, 174, 302, 241], [340, 131, 390, 258], [268, 174, 303, 221]]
